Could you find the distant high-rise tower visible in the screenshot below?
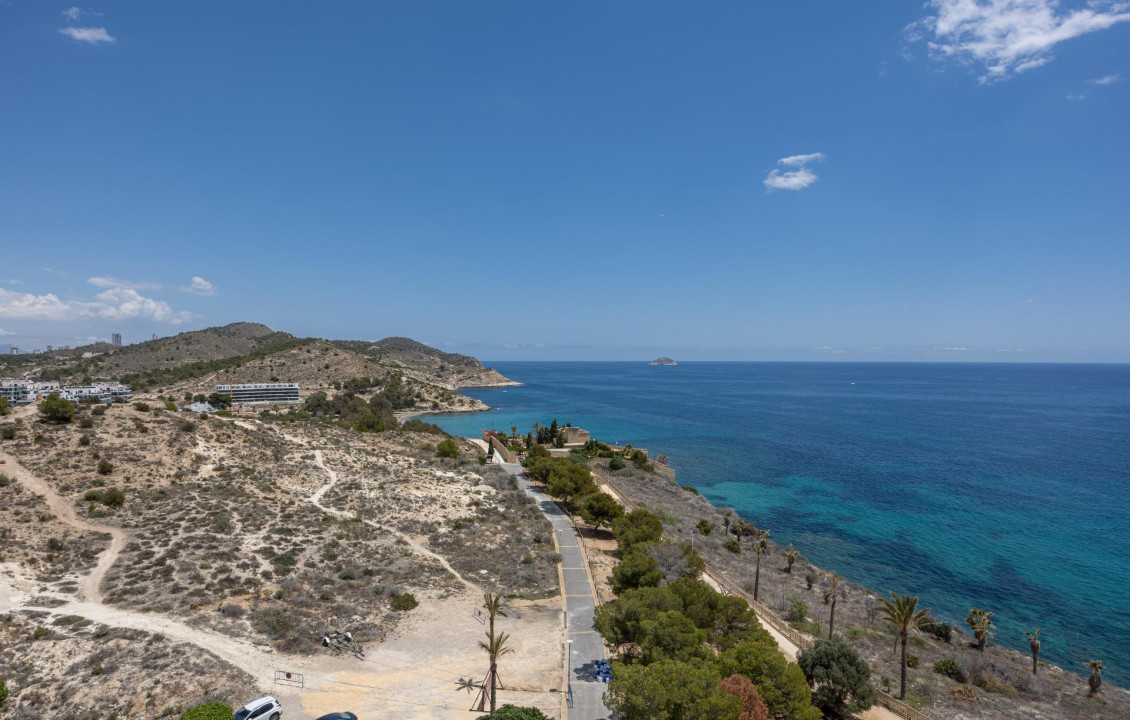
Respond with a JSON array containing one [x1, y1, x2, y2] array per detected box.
[[46, 345, 54, 352], [9, 347, 17, 355], [111, 333, 122, 347], [152, 333, 158, 341]]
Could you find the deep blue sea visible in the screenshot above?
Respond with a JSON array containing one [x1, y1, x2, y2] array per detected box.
[[423, 362, 1130, 683]]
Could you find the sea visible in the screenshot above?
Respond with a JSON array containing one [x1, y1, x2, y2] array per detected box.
[[421, 361, 1130, 684]]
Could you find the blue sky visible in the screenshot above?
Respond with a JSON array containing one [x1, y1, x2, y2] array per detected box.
[[1, 1, 1128, 361]]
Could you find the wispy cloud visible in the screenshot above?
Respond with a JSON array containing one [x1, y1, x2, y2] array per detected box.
[[43, 267, 68, 278], [1067, 72, 1122, 99], [0, 327, 14, 336], [907, 1, 1130, 83], [0, 287, 197, 324], [180, 276, 219, 296], [62, 7, 101, 22], [88, 276, 164, 291], [764, 152, 825, 192], [934, 346, 971, 352], [58, 26, 116, 45]]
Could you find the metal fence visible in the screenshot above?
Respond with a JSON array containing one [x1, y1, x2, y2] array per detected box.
[[598, 472, 934, 720]]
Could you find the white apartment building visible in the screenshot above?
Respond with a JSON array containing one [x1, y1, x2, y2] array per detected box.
[[214, 382, 300, 405]]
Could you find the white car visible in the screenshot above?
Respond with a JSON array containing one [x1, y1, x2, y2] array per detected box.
[[234, 697, 281, 720]]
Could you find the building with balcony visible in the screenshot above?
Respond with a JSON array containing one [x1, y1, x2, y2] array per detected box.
[[214, 382, 300, 405]]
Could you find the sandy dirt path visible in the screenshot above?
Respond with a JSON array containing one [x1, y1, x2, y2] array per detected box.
[[0, 448, 129, 602]]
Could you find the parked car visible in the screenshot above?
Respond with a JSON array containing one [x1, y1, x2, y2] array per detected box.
[[234, 696, 282, 720], [314, 713, 357, 720]]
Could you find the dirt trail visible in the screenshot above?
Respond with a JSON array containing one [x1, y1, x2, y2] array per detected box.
[[0, 449, 128, 602], [309, 449, 476, 590]]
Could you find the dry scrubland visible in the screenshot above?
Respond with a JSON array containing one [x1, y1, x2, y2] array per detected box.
[[594, 459, 1129, 720], [0, 403, 558, 717]]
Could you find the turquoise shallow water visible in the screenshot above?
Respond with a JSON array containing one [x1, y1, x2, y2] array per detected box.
[[423, 362, 1130, 683]]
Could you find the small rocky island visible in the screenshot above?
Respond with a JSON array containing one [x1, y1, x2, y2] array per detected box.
[[650, 357, 677, 366]]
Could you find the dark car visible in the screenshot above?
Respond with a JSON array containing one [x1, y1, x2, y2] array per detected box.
[[314, 714, 357, 720]]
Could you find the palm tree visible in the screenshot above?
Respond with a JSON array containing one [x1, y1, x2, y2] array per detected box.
[[483, 592, 508, 638], [1025, 628, 1041, 675], [783, 544, 798, 573], [752, 529, 770, 601], [723, 511, 733, 536], [965, 608, 995, 652], [879, 592, 931, 700], [823, 572, 843, 640], [479, 630, 514, 712], [1086, 660, 1103, 695]]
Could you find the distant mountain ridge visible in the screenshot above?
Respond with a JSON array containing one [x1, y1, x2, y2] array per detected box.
[[0, 323, 514, 403]]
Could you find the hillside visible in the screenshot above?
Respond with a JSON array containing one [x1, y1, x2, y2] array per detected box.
[[0, 399, 561, 717], [0, 323, 513, 413]]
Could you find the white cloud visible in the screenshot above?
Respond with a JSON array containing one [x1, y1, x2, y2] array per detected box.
[[777, 152, 826, 167], [909, 0, 1130, 83], [0, 328, 14, 336], [764, 152, 825, 192], [62, 7, 102, 22], [0, 287, 196, 325], [88, 276, 164, 291], [180, 276, 218, 296], [934, 346, 971, 351], [1068, 72, 1122, 98], [59, 26, 116, 45]]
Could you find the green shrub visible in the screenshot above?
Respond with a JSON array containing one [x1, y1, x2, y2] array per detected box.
[[38, 393, 76, 424], [78, 415, 94, 429], [907, 653, 920, 669], [390, 592, 418, 611], [92, 405, 106, 416], [798, 637, 877, 714], [696, 519, 713, 535], [933, 658, 966, 682], [787, 596, 809, 623], [436, 438, 459, 459], [100, 488, 125, 507], [133, 402, 150, 412], [97, 459, 113, 475], [78, 433, 92, 446], [923, 621, 952, 644], [0, 677, 9, 708], [608, 456, 627, 471], [724, 539, 741, 554], [181, 702, 234, 720], [164, 401, 178, 411], [0, 425, 15, 440], [0, 474, 10, 487]]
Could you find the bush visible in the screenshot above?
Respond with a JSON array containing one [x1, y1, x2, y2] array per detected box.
[[220, 603, 245, 618], [787, 597, 809, 623], [608, 456, 627, 471], [97, 459, 113, 475], [78, 415, 94, 429], [934, 658, 966, 683], [100, 488, 125, 507], [390, 592, 418, 611], [181, 702, 234, 720], [923, 621, 952, 644], [907, 653, 920, 668], [797, 637, 876, 714], [92, 404, 106, 416], [39, 392, 76, 424], [0, 425, 15, 440], [78, 433, 92, 446], [436, 438, 460, 459], [0, 677, 7, 708], [724, 539, 741, 554], [696, 519, 713, 535], [164, 401, 178, 411]]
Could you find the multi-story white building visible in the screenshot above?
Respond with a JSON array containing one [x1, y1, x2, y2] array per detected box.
[[59, 382, 132, 404], [0, 381, 61, 404], [214, 382, 300, 405]]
